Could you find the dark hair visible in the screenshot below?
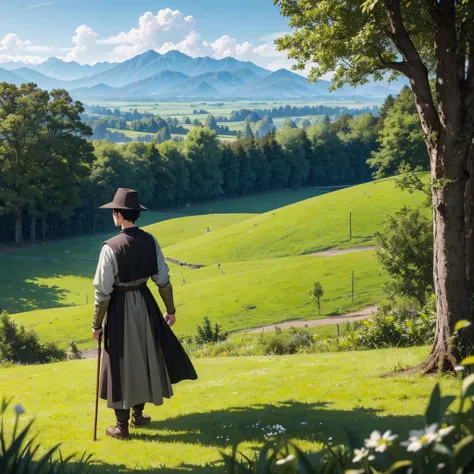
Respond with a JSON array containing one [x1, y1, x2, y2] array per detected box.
[[114, 209, 141, 223]]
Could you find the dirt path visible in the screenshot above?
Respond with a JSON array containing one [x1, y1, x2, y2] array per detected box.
[[239, 305, 378, 334], [310, 246, 377, 257], [79, 305, 378, 359]]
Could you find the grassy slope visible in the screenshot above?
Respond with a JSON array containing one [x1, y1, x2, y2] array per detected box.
[[4, 187, 334, 260], [165, 177, 428, 265], [0, 348, 457, 473], [12, 250, 386, 349]]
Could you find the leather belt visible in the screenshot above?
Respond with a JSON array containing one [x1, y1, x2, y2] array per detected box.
[[114, 283, 147, 293]]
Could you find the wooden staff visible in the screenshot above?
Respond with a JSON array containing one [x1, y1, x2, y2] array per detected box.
[[93, 334, 102, 441]]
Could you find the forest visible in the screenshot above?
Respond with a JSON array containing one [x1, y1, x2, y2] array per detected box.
[[0, 83, 425, 244]]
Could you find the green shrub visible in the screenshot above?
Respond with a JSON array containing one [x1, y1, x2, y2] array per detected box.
[[375, 206, 433, 306], [346, 297, 436, 349], [260, 328, 315, 355], [0, 311, 64, 364], [195, 316, 229, 344]]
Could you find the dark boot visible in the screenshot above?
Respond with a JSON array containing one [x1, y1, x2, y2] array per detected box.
[[107, 409, 130, 440], [106, 423, 129, 440], [131, 403, 151, 427]]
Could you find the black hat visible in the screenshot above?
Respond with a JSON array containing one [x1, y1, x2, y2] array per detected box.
[[99, 188, 148, 211]]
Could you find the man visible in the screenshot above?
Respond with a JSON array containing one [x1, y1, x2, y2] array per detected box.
[[92, 188, 197, 440]]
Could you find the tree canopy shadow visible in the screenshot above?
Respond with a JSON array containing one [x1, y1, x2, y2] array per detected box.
[[86, 399, 423, 473], [0, 256, 94, 313]]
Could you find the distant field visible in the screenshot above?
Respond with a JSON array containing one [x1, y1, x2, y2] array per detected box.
[[107, 128, 153, 138], [89, 98, 382, 119]]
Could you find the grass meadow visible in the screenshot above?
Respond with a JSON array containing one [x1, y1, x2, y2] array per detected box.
[[11, 250, 386, 350], [0, 347, 458, 473]]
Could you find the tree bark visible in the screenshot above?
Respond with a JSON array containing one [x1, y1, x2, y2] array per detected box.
[[30, 216, 37, 243], [423, 141, 472, 373], [466, 146, 474, 302], [15, 211, 23, 244]]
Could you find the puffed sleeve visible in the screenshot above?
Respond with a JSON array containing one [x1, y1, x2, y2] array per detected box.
[[150, 237, 176, 314], [93, 244, 117, 304]]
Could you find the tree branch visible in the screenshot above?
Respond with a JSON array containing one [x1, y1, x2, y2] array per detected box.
[[382, 0, 439, 146]]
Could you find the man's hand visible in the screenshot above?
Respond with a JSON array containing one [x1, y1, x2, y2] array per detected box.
[[164, 312, 176, 327], [92, 328, 103, 340]]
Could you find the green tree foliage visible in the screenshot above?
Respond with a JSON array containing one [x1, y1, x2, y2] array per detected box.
[[300, 118, 312, 130], [184, 127, 223, 200], [257, 130, 289, 189], [195, 316, 228, 344], [376, 206, 433, 306], [154, 124, 171, 144], [155, 140, 190, 207], [0, 83, 93, 243], [307, 281, 324, 316], [0, 311, 63, 364], [368, 87, 428, 178], [274, 0, 474, 372], [283, 118, 297, 129], [205, 115, 218, 131], [245, 112, 261, 123], [276, 127, 310, 188]]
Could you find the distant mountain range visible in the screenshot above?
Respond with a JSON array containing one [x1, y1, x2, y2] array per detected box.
[[0, 49, 407, 101]]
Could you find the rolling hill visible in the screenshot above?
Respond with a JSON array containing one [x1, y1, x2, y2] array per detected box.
[[4, 178, 428, 347], [11, 250, 385, 347], [164, 176, 429, 265]]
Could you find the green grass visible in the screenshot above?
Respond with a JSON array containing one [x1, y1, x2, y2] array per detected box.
[[11, 250, 386, 349], [165, 177, 429, 265], [0, 347, 458, 473]]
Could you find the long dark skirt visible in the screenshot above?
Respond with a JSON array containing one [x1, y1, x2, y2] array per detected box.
[[100, 285, 198, 409]]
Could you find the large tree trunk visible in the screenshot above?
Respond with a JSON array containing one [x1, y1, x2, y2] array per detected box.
[[15, 211, 23, 245], [30, 216, 37, 243], [423, 141, 472, 373], [465, 146, 474, 303]]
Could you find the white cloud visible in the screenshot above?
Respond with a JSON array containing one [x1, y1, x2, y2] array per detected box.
[[28, 0, 61, 8], [158, 30, 212, 57], [0, 54, 45, 65], [210, 35, 252, 60], [65, 25, 110, 63], [100, 9, 195, 47], [0, 33, 52, 64]]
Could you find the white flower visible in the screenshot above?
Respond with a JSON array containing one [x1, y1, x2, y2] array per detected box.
[[13, 404, 25, 415], [275, 454, 295, 466], [365, 430, 398, 452], [405, 424, 439, 452], [353, 448, 375, 463], [436, 426, 455, 440]]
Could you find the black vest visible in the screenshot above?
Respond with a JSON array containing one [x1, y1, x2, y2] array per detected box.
[[104, 227, 158, 282]]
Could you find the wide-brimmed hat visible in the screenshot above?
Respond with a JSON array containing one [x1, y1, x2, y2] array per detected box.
[[99, 188, 148, 211]]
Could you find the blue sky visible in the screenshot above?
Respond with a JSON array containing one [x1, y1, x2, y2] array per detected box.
[[0, 0, 296, 70]]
